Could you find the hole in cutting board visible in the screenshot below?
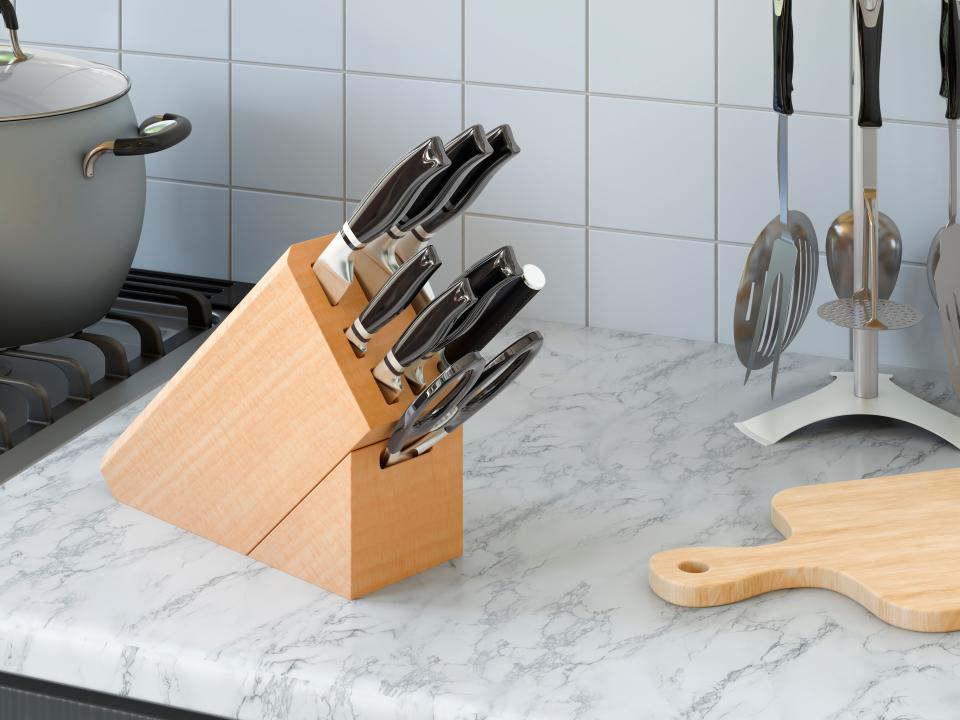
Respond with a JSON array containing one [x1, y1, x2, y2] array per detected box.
[[678, 561, 709, 574]]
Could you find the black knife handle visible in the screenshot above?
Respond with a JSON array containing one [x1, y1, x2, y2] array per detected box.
[[856, 0, 884, 128], [464, 245, 521, 297], [397, 126, 492, 233], [943, 0, 951, 99], [442, 264, 543, 364], [945, 0, 960, 119], [357, 245, 440, 335], [392, 279, 477, 367], [443, 274, 518, 348], [419, 125, 521, 235], [772, 0, 794, 115], [348, 137, 449, 245]]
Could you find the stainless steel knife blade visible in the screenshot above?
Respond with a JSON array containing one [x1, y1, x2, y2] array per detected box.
[[312, 136, 449, 304]]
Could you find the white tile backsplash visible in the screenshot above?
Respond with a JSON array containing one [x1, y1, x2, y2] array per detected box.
[[28, 1, 951, 372], [466, 217, 585, 325], [122, 55, 230, 185], [465, 85, 585, 225], [590, 230, 715, 342], [122, 0, 228, 59], [590, 96, 714, 239], [232, 64, 343, 197], [346, 0, 461, 80], [135, 180, 229, 278], [466, 0, 585, 91], [232, 0, 342, 69], [590, 0, 714, 103]]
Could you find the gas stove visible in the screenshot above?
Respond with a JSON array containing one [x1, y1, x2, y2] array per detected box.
[[0, 269, 253, 482]]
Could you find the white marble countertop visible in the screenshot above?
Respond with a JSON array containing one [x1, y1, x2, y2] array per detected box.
[[3, 322, 960, 719]]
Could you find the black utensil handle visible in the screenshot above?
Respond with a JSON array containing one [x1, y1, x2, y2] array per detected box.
[[443, 274, 520, 348], [856, 0, 884, 128], [442, 269, 542, 364], [348, 137, 450, 245], [942, 0, 951, 99], [463, 245, 521, 297], [419, 124, 521, 235], [449, 331, 543, 430], [114, 114, 192, 156], [0, 0, 17, 31], [945, 0, 960, 119], [772, 0, 794, 115], [397, 125, 492, 233], [392, 279, 476, 367], [358, 244, 441, 335]]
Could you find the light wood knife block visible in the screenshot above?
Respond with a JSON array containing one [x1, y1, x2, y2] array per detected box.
[[101, 233, 464, 599]]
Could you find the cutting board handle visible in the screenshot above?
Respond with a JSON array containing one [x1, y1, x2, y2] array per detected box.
[[648, 541, 809, 607]]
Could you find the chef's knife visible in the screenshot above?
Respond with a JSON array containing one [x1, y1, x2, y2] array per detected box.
[[383, 331, 543, 467], [359, 126, 493, 302], [345, 244, 441, 355], [312, 137, 449, 304], [440, 263, 544, 366], [393, 125, 521, 266], [402, 246, 521, 389], [372, 278, 477, 400]]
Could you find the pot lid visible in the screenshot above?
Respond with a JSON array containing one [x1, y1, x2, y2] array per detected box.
[[0, 46, 130, 121]]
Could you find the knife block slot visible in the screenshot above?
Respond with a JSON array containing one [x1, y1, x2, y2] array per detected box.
[[102, 233, 464, 599]]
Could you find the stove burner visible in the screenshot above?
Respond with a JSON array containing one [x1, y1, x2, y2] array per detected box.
[[0, 269, 253, 480]]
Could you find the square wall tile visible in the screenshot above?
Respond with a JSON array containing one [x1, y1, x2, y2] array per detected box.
[[717, 244, 848, 360], [233, 190, 343, 283], [718, 0, 849, 115], [123, 0, 228, 58], [590, 0, 713, 103], [718, 108, 849, 247], [465, 85, 585, 225], [135, 180, 229, 277], [42, 46, 119, 67], [346, 74, 460, 199], [590, 96, 713, 239], [465, 216, 585, 325], [123, 55, 229, 185], [347, 201, 463, 291], [233, 64, 343, 197], [18, 0, 118, 48], [233, 0, 342, 69], [346, 0, 460, 80], [590, 230, 714, 342], [880, 0, 943, 124], [466, 0, 584, 91], [880, 264, 945, 372], [880, 122, 948, 265]]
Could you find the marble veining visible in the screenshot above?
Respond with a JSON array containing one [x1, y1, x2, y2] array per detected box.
[[2, 322, 960, 719]]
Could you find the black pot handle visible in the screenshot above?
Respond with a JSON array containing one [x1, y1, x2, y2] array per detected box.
[[0, 0, 27, 62], [83, 114, 192, 178], [944, 0, 960, 119], [772, 0, 794, 115], [856, 0, 884, 128]]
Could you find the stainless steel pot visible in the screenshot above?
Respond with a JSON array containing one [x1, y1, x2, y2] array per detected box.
[[0, 1, 191, 349]]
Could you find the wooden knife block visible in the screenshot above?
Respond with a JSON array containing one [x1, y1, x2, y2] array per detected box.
[[101, 233, 464, 599]]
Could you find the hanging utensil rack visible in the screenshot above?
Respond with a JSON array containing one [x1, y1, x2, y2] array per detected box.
[[736, 0, 960, 449]]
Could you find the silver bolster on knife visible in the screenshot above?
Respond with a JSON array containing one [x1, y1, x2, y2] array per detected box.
[[312, 223, 363, 305], [345, 318, 372, 355], [373, 350, 404, 396]]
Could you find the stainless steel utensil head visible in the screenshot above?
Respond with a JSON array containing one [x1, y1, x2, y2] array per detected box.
[[817, 297, 921, 331], [826, 210, 901, 300], [734, 210, 818, 371], [935, 228, 960, 395]]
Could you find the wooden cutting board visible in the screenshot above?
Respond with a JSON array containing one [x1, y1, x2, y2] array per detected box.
[[649, 468, 960, 632]]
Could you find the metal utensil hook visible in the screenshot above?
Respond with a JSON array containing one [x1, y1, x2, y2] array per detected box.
[[0, 0, 27, 62]]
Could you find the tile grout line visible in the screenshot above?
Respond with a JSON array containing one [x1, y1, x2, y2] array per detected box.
[[713, 0, 719, 344], [227, 0, 233, 280], [584, 0, 590, 327], [342, 0, 347, 223], [461, 0, 466, 276]]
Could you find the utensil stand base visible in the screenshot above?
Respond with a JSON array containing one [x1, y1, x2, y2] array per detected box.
[[735, 372, 960, 449]]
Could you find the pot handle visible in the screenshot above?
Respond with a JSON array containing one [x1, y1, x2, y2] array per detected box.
[[0, 0, 27, 62], [83, 113, 192, 179]]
